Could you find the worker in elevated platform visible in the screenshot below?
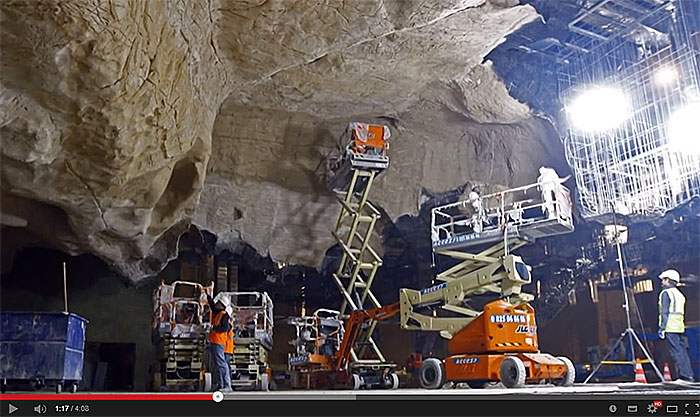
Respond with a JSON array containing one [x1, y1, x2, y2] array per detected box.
[[208, 294, 233, 391], [657, 269, 695, 383], [537, 166, 563, 219], [468, 186, 484, 233]]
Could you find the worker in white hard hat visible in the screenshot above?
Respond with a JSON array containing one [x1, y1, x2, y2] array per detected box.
[[657, 269, 695, 383], [207, 293, 233, 391]]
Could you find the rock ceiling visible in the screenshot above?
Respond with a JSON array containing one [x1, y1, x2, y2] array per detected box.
[[0, 0, 570, 280]]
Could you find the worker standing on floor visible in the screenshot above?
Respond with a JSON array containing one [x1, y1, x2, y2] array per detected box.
[[657, 269, 695, 383], [224, 318, 235, 387], [208, 294, 233, 391]]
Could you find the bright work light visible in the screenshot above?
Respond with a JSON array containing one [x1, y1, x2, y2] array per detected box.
[[567, 87, 630, 132], [668, 101, 700, 154], [654, 66, 678, 86]]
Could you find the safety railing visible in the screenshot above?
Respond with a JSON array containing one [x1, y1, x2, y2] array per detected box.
[[431, 181, 574, 247], [152, 281, 214, 339], [288, 309, 345, 357], [218, 291, 274, 347]]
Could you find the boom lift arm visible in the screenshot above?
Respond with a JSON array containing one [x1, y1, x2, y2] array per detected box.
[[334, 303, 400, 371], [399, 253, 533, 339]]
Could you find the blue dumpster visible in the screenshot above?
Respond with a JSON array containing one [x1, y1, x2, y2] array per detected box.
[[0, 312, 88, 392]]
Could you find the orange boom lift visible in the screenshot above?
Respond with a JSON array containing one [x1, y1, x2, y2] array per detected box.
[[288, 303, 400, 389], [400, 175, 578, 388]]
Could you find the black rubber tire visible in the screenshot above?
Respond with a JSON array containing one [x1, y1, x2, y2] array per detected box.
[[56, 383, 63, 393], [419, 358, 445, 389], [553, 356, 575, 387], [499, 357, 526, 388], [70, 383, 78, 393]]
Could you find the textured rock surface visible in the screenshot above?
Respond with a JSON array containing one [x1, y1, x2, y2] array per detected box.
[[1, 0, 228, 277], [1, 0, 568, 279]]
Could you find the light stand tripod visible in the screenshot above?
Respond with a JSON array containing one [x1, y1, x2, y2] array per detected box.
[[583, 217, 664, 383]]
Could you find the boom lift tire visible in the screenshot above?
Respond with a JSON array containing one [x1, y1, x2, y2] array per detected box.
[[419, 358, 445, 389], [552, 356, 575, 387], [499, 357, 526, 388]]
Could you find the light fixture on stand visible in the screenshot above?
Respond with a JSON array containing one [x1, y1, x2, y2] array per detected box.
[[583, 215, 664, 383]]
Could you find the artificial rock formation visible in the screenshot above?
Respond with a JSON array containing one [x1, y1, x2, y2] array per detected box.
[[1, 0, 568, 280]]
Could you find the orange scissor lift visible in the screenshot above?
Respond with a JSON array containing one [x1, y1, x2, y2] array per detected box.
[[400, 178, 578, 389]]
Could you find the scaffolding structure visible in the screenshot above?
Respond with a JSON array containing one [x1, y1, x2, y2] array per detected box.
[[558, 0, 700, 217]]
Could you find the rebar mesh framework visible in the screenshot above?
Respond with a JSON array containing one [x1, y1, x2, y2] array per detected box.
[[558, 5, 700, 218]]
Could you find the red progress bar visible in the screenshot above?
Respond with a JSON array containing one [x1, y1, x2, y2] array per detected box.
[[0, 394, 212, 400]]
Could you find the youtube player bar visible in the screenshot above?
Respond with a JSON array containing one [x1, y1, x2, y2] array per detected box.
[[1, 394, 699, 417]]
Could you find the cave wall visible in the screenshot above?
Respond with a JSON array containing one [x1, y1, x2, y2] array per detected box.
[[196, 71, 571, 267], [1, 0, 228, 279], [1, 0, 565, 280]]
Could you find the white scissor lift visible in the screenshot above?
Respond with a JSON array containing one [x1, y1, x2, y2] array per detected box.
[[216, 291, 274, 391], [329, 123, 399, 389]]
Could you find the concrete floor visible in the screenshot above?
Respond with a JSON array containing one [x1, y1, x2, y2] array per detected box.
[[217, 382, 700, 398], [3, 382, 698, 396]]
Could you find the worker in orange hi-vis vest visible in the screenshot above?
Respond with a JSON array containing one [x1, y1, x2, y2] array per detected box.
[[224, 325, 235, 385], [207, 294, 233, 391]]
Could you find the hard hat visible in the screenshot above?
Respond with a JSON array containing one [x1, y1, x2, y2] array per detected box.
[[214, 293, 231, 307], [658, 269, 680, 283]]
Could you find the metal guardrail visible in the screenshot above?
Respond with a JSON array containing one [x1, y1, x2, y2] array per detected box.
[[430, 182, 574, 248], [218, 292, 274, 346]]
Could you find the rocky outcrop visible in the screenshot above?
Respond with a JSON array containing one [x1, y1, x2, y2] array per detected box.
[[1, 0, 568, 280], [1, 0, 228, 277]]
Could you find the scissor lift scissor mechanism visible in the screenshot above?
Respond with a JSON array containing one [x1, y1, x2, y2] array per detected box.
[[215, 292, 274, 391], [288, 123, 398, 389], [332, 124, 397, 387], [150, 281, 214, 391]]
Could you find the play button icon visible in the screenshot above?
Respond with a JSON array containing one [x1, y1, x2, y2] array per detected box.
[[8, 403, 18, 414]]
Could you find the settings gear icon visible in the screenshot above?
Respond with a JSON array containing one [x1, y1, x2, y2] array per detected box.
[[647, 403, 658, 414]]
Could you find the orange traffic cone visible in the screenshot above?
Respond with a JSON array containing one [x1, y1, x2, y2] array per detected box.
[[634, 360, 647, 384], [663, 363, 672, 382]]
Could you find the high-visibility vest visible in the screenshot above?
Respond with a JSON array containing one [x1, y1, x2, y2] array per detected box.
[[209, 311, 228, 345], [659, 287, 685, 333], [224, 328, 234, 354]]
